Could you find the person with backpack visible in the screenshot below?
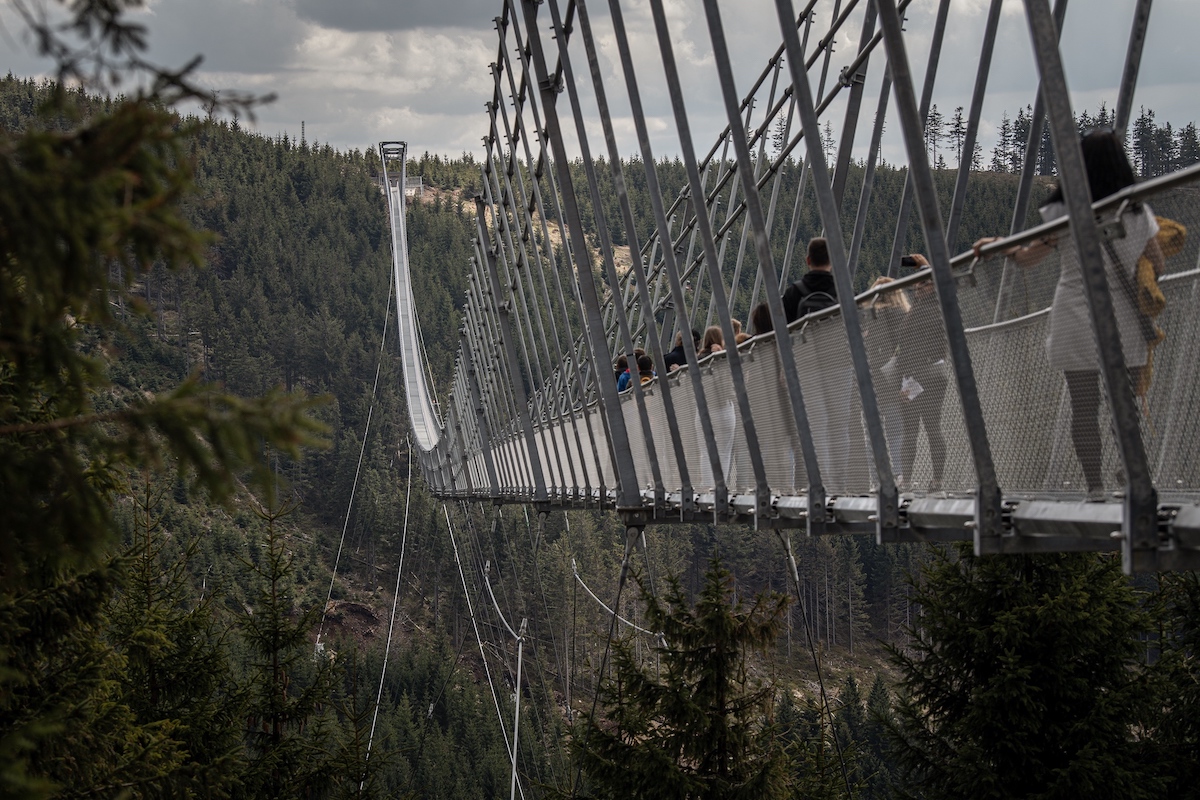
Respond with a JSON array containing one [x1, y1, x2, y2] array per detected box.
[[783, 237, 838, 323], [782, 237, 855, 490], [663, 328, 701, 371]]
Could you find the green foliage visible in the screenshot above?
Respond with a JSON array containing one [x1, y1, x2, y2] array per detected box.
[[576, 556, 792, 800], [107, 475, 244, 795], [888, 547, 1161, 800], [1144, 573, 1200, 797], [238, 496, 345, 797], [0, 78, 320, 581], [5, 19, 1198, 794], [0, 1, 323, 794], [776, 692, 846, 800]]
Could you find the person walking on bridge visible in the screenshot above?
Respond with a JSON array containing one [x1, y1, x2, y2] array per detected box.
[[784, 237, 853, 490], [894, 257, 948, 492], [783, 237, 838, 323], [974, 129, 1164, 500]]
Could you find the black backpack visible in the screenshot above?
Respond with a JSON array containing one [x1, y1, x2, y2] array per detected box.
[[797, 290, 837, 318]]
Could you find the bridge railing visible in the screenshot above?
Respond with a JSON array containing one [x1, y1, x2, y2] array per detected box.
[[966, 167, 1200, 501], [434, 164, 1200, 570], [487, 164, 1200, 504], [382, 0, 1200, 571]]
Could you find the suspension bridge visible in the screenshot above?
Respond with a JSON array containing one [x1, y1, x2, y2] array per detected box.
[[379, 0, 1200, 575]]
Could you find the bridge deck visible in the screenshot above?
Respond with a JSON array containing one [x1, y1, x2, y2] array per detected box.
[[382, 0, 1200, 572]]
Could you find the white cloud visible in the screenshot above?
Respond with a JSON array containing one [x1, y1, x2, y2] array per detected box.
[[0, 0, 1197, 164]]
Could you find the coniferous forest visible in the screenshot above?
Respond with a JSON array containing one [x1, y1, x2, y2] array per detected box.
[[2, 6, 1200, 798]]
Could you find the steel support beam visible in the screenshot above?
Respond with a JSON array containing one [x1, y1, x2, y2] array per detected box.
[[1021, 0, 1158, 572], [876, 0, 1004, 542]]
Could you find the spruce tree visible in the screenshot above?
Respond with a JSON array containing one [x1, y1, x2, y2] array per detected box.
[[990, 114, 1012, 173], [925, 104, 944, 166], [238, 495, 339, 798], [861, 676, 895, 800], [778, 691, 846, 800], [889, 547, 1160, 800], [1176, 122, 1200, 169], [1145, 573, 1200, 797], [575, 556, 792, 800], [949, 106, 966, 168], [106, 472, 245, 794]]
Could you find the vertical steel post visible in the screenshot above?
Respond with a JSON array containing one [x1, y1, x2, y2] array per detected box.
[[475, 198, 549, 502], [507, 0, 667, 508], [885, 0, 952, 276], [485, 88, 578, 494], [1021, 0, 1158, 572], [461, 329, 502, 496], [518, 0, 643, 512], [1115, 0, 1154, 138], [471, 239, 529, 491], [466, 268, 515, 491], [875, 0, 1004, 540], [1007, 0, 1070, 243], [574, 0, 733, 516], [636, 0, 775, 517], [848, 71, 891, 278], [765, 0, 896, 530], [944, 0, 1003, 253], [503, 24, 611, 503], [830, 0, 877, 210], [545, 0, 697, 514], [483, 144, 566, 492]]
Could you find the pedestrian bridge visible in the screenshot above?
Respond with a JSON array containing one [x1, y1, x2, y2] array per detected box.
[[381, 0, 1200, 572]]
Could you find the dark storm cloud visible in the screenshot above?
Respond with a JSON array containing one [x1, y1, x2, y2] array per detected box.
[[291, 0, 501, 32]]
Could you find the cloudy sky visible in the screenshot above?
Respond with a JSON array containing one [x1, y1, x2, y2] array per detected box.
[[2, 0, 1198, 165]]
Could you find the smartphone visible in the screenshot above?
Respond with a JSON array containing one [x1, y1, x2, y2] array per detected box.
[[900, 255, 919, 268]]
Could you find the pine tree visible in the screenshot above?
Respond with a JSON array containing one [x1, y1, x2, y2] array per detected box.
[[833, 538, 869, 656], [575, 556, 792, 799], [773, 116, 789, 159], [861, 675, 895, 800], [990, 114, 1012, 172], [1011, 105, 1032, 173], [238, 493, 341, 798], [925, 104, 944, 167], [889, 547, 1162, 800], [1152, 122, 1176, 177], [1176, 122, 1200, 169], [1037, 119, 1056, 176], [1133, 107, 1157, 177], [1146, 573, 1200, 796], [949, 106, 966, 168], [106, 472, 245, 794], [778, 691, 846, 800]]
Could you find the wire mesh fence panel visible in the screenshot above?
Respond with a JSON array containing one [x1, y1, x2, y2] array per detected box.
[[738, 336, 807, 494], [691, 353, 742, 493], [618, 390, 654, 494], [661, 367, 703, 493], [960, 175, 1200, 499], [640, 382, 681, 491], [790, 315, 870, 496], [1150, 270, 1200, 497]]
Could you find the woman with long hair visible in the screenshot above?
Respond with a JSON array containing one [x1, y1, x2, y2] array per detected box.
[[975, 129, 1164, 499]]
